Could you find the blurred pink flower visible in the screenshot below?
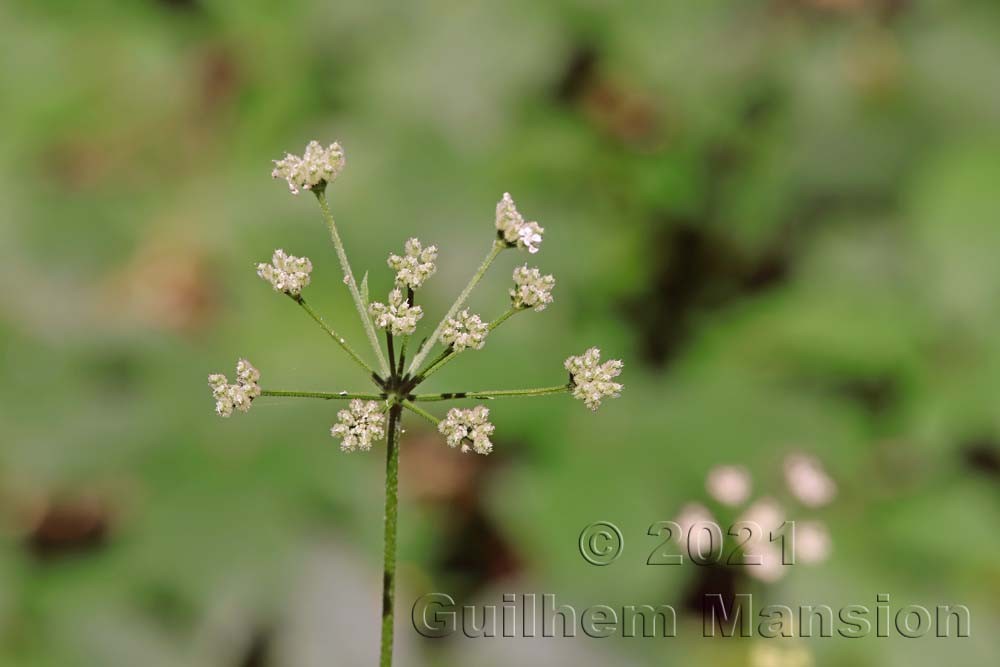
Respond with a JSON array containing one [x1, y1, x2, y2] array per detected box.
[[674, 502, 715, 543], [795, 520, 832, 564], [706, 464, 752, 506], [783, 453, 837, 508]]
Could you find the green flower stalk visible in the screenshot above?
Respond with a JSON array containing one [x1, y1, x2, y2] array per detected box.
[[208, 140, 624, 667]]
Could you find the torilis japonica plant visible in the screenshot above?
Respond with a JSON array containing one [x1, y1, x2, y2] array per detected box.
[[207, 140, 623, 666]]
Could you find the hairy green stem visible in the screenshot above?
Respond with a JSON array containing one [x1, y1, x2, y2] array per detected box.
[[406, 240, 505, 375], [314, 189, 391, 376], [488, 307, 518, 331], [379, 404, 403, 667], [401, 400, 440, 425], [396, 288, 413, 377], [294, 296, 378, 377], [411, 346, 455, 385], [410, 385, 571, 401], [261, 390, 385, 400]]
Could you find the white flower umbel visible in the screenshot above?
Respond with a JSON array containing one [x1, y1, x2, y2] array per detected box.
[[510, 265, 555, 311], [388, 238, 438, 290], [331, 399, 387, 452], [271, 140, 346, 194], [207, 358, 261, 417], [257, 249, 313, 296], [440, 309, 489, 352], [219, 150, 629, 667], [565, 347, 623, 411], [369, 288, 423, 336], [495, 192, 543, 253], [438, 406, 495, 455]]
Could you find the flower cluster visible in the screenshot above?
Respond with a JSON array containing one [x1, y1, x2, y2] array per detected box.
[[271, 140, 345, 194], [256, 249, 313, 296], [388, 238, 437, 290], [438, 406, 495, 455], [440, 309, 489, 352], [214, 139, 624, 452], [331, 399, 387, 452], [676, 457, 836, 584], [565, 347, 624, 411], [510, 264, 555, 311], [495, 192, 543, 253], [369, 288, 423, 336], [207, 359, 261, 417]]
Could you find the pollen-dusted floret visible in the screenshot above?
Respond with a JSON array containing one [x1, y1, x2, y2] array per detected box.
[[207, 359, 261, 417], [440, 309, 489, 351], [510, 264, 555, 311], [256, 249, 313, 296], [388, 238, 438, 289], [564, 347, 623, 411], [271, 140, 345, 194], [331, 399, 387, 452], [369, 288, 423, 336], [235, 358, 260, 387], [438, 406, 495, 455], [495, 192, 544, 254]]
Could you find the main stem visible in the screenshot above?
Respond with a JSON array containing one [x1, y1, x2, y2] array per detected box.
[[314, 188, 391, 377], [380, 403, 403, 667], [406, 240, 504, 376]]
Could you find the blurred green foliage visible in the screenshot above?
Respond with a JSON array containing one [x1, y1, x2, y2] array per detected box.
[[2, 1, 1000, 665]]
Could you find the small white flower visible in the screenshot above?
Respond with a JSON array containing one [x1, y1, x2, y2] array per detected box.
[[271, 140, 345, 194], [795, 520, 832, 564], [256, 249, 313, 296], [495, 192, 544, 253], [564, 347, 623, 411], [510, 265, 555, 311], [746, 542, 788, 583], [737, 496, 788, 577], [207, 359, 261, 418], [706, 465, 752, 507], [674, 502, 716, 544], [783, 453, 837, 508], [739, 497, 785, 537], [235, 358, 260, 387], [438, 406, 495, 455], [388, 238, 438, 290], [441, 309, 489, 351], [369, 288, 423, 336], [331, 399, 387, 452]]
